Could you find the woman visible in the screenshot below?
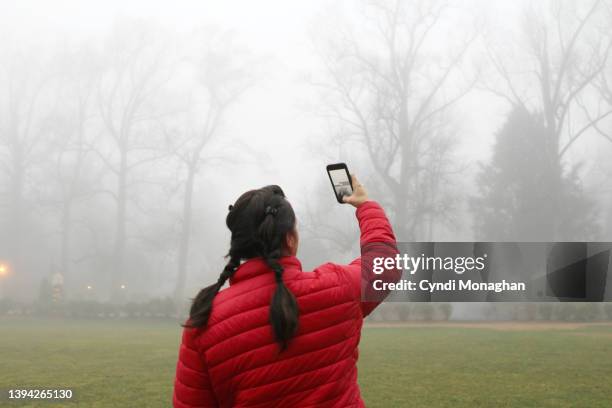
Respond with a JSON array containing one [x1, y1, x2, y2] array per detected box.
[[173, 175, 399, 407]]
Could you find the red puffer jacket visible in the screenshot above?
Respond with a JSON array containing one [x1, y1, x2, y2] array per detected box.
[[173, 201, 398, 407]]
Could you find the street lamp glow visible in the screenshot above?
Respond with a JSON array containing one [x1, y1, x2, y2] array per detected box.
[[0, 264, 7, 277], [120, 284, 126, 289], [87, 285, 92, 290]]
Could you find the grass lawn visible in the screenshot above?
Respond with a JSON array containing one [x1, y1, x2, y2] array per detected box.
[[1, 319, 612, 407]]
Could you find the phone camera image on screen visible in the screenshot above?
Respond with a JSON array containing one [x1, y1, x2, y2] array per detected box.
[[329, 169, 352, 201]]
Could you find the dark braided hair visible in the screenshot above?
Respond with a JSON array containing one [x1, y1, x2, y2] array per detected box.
[[185, 185, 299, 350]]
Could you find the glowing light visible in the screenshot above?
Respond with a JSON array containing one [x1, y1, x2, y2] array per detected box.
[[0, 264, 7, 277], [120, 284, 126, 289], [87, 285, 92, 290]]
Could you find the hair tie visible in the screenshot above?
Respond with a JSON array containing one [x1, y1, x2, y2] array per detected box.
[[228, 204, 234, 212], [265, 206, 278, 216]]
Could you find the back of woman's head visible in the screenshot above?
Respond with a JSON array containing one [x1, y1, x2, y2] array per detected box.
[[186, 185, 299, 350]]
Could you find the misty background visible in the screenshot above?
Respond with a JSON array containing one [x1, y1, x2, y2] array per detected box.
[[1, 0, 611, 319]]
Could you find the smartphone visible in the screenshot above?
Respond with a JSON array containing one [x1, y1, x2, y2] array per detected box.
[[326, 163, 353, 203]]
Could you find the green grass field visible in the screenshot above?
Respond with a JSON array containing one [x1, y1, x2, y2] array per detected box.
[[1, 319, 612, 407]]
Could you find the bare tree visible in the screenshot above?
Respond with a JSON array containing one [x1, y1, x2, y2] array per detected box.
[[95, 20, 177, 298], [42, 44, 103, 281], [0, 49, 52, 280], [313, 0, 476, 240], [170, 31, 255, 305]]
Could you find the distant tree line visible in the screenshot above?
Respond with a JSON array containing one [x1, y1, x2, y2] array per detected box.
[[367, 302, 612, 322], [0, 20, 255, 306]]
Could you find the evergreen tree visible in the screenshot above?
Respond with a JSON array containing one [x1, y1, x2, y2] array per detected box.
[[472, 107, 598, 241]]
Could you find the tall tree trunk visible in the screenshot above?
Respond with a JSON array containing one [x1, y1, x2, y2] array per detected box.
[[7, 141, 25, 285], [59, 111, 86, 282], [111, 150, 127, 299], [606, 197, 612, 239], [8, 167, 24, 276], [59, 200, 72, 278], [395, 99, 412, 241], [174, 163, 196, 307], [539, 51, 563, 241]]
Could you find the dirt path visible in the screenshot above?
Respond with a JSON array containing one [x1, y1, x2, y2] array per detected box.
[[364, 321, 612, 331]]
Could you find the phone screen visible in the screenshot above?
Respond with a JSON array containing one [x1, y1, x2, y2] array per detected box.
[[328, 168, 352, 202]]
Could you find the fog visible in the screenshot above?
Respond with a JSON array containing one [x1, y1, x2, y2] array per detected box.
[[1, 0, 611, 317]]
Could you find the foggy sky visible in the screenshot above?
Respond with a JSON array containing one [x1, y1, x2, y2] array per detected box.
[[1, 0, 611, 302], [2, 0, 606, 205]]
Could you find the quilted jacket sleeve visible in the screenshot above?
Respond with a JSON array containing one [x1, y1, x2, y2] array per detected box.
[[173, 326, 218, 408], [339, 200, 400, 317]]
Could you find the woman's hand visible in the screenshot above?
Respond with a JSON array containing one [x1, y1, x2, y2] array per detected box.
[[342, 174, 369, 207]]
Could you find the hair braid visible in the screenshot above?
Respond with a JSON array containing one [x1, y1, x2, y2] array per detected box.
[[185, 255, 240, 328], [263, 247, 298, 350]]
